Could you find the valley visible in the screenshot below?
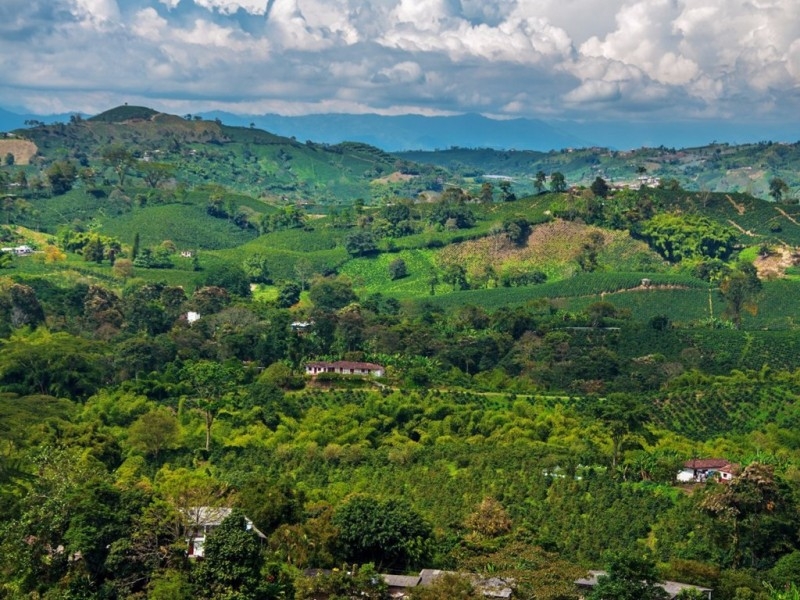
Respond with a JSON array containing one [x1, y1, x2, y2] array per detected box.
[[1, 106, 800, 600]]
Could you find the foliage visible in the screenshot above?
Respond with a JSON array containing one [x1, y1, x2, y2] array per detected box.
[[638, 213, 737, 262], [720, 264, 762, 328], [127, 406, 181, 460], [201, 263, 251, 297], [277, 281, 302, 308], [295, 564, 388, 600], [550, 172, 567, 193], [0, 329, 108, 399], [587, 551, 669, 600], [769, 178, 789, 202], [309, 277, 358, 310], [243, 253, 272, 284], [7, 106, 800, 600], [333, 495, 432, 570], [464, 496, 512, 538], [429, 198, 476, 229], [193, 510, 277, 600], [410, 573, 482, 599], [388, 258, 408, 280], [45, 160, 77, 195], [345, 230, 379, 257]]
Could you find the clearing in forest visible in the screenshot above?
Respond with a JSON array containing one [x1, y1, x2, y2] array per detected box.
[[0, 139, 38, 165]]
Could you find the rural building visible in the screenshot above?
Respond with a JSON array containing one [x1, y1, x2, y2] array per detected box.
[[305, 360, 385, 377], [1, 245, 32, 255], [575, 571, 712, 600], [303, 568, 512, 599], [291, 320, 313, 333], [183, 506, 266, 558], [677, 458, 739, 483]]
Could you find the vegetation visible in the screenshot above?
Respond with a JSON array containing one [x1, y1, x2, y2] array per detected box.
[[1, 105, 800, 599]]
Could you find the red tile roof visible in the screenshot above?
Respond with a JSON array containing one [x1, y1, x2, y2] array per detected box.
[[684, 458, 731, 470]]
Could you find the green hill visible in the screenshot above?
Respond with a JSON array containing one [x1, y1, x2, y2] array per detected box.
[[10, 106, 445, 203], [397, 142, 800, 200], [2, 104, 800, 336], [88, 105, 160, 122]]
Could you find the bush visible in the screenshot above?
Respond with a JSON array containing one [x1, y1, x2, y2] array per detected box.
[[388, 258, 408, 280]]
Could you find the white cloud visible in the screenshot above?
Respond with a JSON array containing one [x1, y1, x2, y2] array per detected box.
[[376, 61, 425, 85], [579, 0, 698, 86], [70, 0, 121, 23], [193, 0, 270, 15], [0, 0, 799, 129], [378, 5, 573, 65], [564, 79, 621, 104]]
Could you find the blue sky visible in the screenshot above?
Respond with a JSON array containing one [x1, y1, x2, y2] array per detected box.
[[2, 0, 799, 130]]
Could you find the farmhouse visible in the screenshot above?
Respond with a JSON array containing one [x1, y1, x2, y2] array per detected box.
[[291, 320, 313, 333], [1, 245, 32, 256], [305, 360, 385, 378], [575, 571, 712, 600], [677, 458, 739, 483], [183, 506, 266, 558]]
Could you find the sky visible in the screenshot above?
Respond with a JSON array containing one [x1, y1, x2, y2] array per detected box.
[[1, 0, 800, 131]]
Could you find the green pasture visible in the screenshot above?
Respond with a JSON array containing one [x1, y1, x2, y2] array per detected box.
[[339, 249, 438, 297], [98, 203, 257, 250], [425, 272, 708, 309]]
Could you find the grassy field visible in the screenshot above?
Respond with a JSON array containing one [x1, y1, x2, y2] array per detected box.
[[98, 203, 258, 250], [339, 249, 438, 297]]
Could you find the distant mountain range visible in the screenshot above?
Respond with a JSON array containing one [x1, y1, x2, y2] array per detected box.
[[0, 107, 77, 132], [3, 104, 797, 152], [196, 111, 592, 151]]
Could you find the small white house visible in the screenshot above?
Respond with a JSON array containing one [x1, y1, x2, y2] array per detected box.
[[183, 507, 266, 558], [1, 245, 32, 256], [677, 458, 739, 483]]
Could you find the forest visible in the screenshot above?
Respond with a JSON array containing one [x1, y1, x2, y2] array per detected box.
[[1, 107, 800, 600]]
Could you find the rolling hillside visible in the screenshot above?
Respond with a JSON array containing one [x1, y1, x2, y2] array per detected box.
[[8, 106, 445, 204], [1, 104, 799, 336], [397, 142, 800, 201]]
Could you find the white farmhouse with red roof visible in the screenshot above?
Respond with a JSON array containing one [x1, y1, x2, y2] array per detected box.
[[677, 458, 740, 483], [305, 360, 385, 378]]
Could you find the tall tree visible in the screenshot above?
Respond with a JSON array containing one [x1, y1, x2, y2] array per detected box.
[[769, 177, 789, 202], [701, 462, 793, 569], [138, 161, 174, 189], [534, 170, 547, 193], [183, 360, 242, 452], [127, 407, 181, 461], [719, 263, 761, 328], [591, 393, 655, 469], [499, 179, 516, 202], [45, 160, 77, 195], [478, 181, 494, 203], [591, 176, 610, 198], [550, 172, 567, 193], [102, 145, 135, 187]]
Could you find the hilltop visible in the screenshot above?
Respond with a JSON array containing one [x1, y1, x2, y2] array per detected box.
[[2, 105, 442, 204], [3, 105, 800, 203]]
